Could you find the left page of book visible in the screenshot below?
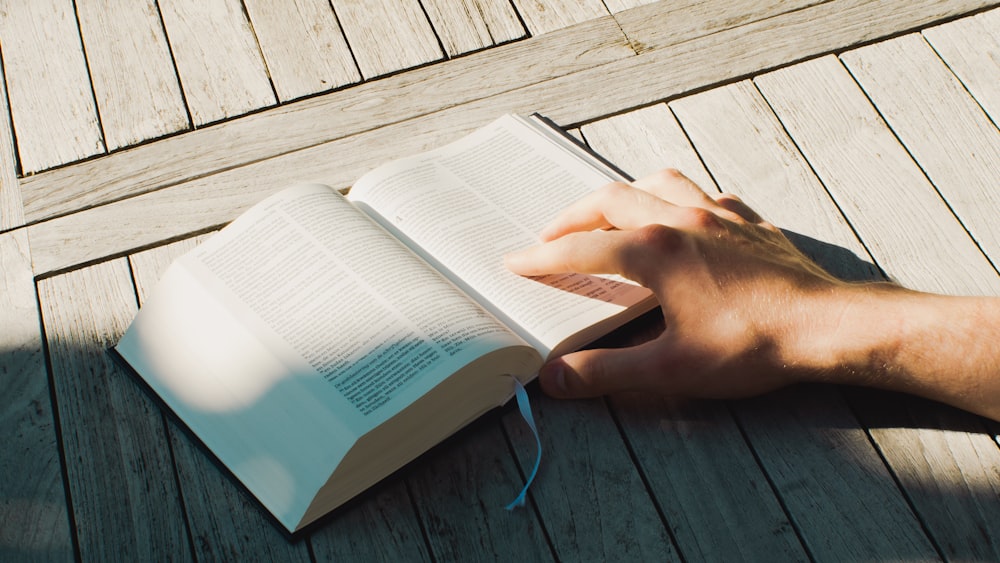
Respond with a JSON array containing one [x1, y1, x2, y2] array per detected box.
[[115, 184, 538, 531]]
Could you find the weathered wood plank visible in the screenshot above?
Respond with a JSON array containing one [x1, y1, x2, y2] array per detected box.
[[422, 0, 526, 55], [755, 55, 998, 296], [29, 0, 995, 275], [849, 390, 1000, 561], [128, 238, 311, 560], [511, 0, 608, 34], [922, 8, 1000, 123], [330, 0, 442, 78], [243, 0, 361, 102], [0, 0, 104, 174], [20, 15, 630, 223], [580, 104, 717, 189], [0, 230, 73, 562], [755, 56, 1000, 560], [668, 82, 880, 282], [76, 0, 189, 151], [670, 83, 940, 561], [0, 61, 22, 231], [158, 0, 276, 126], [584, 103, 878, 562], [841, 34, 1000, 269], [502, 395, 680, 561], [406, 416, 554, 561], [602, 0, 658, 14], [37, 259, 191, 561], [615, 0, 826, 53], [308, 476, 431, 561]]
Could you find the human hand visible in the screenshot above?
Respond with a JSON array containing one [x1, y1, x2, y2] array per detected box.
[[504, 169, 857, 400]]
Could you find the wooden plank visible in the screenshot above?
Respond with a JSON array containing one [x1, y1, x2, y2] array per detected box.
[[602, 0, 658, 14], [848, 389, 1000, 561], [511, 0, 608, 35], [20, 15, 630, 223], [615, 0, 826, 53], [580, 104, 717, 189], [37, 259, 191, 561], [242, 0, 361, 102], [670, 82, 941, 560], [27, 0, 998, 274], [0, 230, 73, 562], [26, 0, 987, 224], [406, 416, 554, 560], [308, 477, 431, 561], [422, 0, 526, 56], [158, 0, 276, 126], [583, 104, 887, 562], [501, 395, 680, 561], [922, 8, 1000, 123], [668, 82, 880, 282], [330, 0, 442, 78], [841, 34, 1000, 269], [0, 60, 23, 231], [128, 238, 311, 560], [754, 55, 998, 296], [754, 56, 1000, 560], [0, 0, 104, 174], [75, 0, 189, 151]]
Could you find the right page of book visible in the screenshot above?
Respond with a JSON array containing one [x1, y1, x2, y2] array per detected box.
[[348, 115, 656, 359]]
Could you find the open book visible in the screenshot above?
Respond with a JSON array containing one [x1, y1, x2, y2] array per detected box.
[[115, 114, 657, 533]]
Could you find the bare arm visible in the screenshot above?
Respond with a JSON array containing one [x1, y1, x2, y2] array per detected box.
[[504, 169, 1000, 421]]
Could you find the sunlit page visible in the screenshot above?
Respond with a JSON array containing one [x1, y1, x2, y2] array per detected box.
[[349, 115, 653, 357]]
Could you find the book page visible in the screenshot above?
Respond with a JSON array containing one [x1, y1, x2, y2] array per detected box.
[[348, 115, 654, 357], [116, 184, 537, 529]]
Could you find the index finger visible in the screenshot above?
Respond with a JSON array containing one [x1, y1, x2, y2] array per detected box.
[[505, 226, 676, 287]]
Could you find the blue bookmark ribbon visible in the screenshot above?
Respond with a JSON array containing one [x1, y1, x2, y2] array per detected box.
[[506, 378, 542, 510]]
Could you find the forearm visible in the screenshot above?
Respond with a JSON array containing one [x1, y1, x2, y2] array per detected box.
[[806, 284, 1000, 421]]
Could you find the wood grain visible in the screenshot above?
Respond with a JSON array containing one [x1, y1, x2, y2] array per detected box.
[[406, 417, 554, 560], [243, 0, 361, 102], [158, 0, 276, 126], [0, 230, 73, 562], [19, 15, 630, 223], [0, 61, 22, 231], [502, 395, 679, 561], [422, 0, 526, 55], [583, 104, 863, 562], [37, 259, 191, 561], [75, 0, 188, 150], [512, 0, 609, 34], [330, 0, 442, 78], [668, 81, 880, 282], [0, 0, 104, 174], [28, 0, 996, 275], [755, 56, 1000, 559], [669, 83, 941, 560], [922, 8, 1000, 123], [841, 34, 1000, 269], [755, 55, 998, 296]]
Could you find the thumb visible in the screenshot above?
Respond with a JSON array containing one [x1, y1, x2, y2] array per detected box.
[[538, 343, 664, 399]]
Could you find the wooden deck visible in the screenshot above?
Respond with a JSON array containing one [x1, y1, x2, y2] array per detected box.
[[2, 1, 999, 560]]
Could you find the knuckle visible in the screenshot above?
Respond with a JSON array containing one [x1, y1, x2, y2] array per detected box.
[[680, 206, 722, 230], [632, 224, 685, 255]]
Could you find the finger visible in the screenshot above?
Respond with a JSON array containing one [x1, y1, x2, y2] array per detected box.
[[539, 182, 684, 241], [632, 168, 716, 209], [538, 342, 667, 398], [712, 192, 764, 223], [506, 229, 636, 277], [506, 225, 685, 286]]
